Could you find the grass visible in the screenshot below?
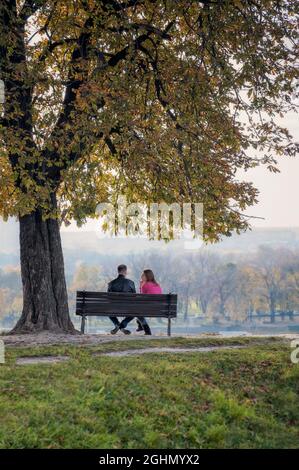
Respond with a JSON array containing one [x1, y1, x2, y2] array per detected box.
[[0, 336, 298, 449]]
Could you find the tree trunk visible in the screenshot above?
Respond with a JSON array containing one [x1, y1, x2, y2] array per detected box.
[[219, 300, 225, 316], [200, 299, 208, 316], [270, 309, 276, 324], [270, 296, 276, 324], [11, 204, 76, 334], [184, 296, 189, 322]]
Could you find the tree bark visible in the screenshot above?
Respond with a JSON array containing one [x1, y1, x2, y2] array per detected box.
[[183, 296, 189, 322], [270, 308, 276, 324], [270, 296, 276, 324], [11, 202, 76, 334]]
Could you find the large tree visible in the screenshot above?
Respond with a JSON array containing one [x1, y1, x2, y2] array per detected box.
[[0, 0, 298, 333]]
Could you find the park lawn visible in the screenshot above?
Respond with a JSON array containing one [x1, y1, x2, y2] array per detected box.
[[0, 337, 298, 449]]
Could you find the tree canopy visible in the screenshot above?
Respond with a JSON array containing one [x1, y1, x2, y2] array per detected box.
[[0, 0, 298, 240]]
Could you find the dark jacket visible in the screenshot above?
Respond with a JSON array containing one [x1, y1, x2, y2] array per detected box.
[[108, 274, 136, 293]]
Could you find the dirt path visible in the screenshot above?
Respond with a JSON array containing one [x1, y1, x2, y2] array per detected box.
[[1, 331, 298, 349], [2, 332, 168, 348], [98, 344, 247, 357], [16, 355, 70, 365], [15, 344, 248, 365]]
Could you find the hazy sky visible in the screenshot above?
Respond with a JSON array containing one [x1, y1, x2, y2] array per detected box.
[[237, 111, 298, 228]]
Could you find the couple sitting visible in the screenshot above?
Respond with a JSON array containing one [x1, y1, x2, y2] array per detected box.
[[108, 264, 162, 335]]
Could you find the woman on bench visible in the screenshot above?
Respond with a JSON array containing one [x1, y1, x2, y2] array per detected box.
[[136, 269, 162, 335]]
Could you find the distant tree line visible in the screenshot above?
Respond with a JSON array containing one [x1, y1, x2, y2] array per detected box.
[[1, 245, 299, 328], [67, 245, 299, 324]]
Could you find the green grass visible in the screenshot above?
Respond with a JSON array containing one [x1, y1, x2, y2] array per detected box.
[[0, 337, 298, 449]]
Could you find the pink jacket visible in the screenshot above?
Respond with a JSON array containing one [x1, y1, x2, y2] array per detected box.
[[140, 281, 162, 294]]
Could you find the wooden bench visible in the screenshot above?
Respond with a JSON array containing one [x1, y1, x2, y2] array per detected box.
[[76, 291, 178, 336]]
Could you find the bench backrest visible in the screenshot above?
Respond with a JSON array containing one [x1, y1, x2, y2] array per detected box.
[[76, 291, 177, 318]]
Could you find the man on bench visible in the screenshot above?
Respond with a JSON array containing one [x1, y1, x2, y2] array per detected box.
[[108, 264, 152, 336]]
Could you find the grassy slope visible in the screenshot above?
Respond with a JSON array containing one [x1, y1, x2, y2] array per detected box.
[[0, 337, 298, 449]]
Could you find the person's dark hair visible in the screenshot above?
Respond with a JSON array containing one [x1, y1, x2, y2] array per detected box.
[[143, 269, 158, 284], [118, 264, 127, 274]]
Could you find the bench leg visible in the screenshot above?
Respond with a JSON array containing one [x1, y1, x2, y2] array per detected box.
[[81, 315, 86, 334], [167, 317, 171, 337]]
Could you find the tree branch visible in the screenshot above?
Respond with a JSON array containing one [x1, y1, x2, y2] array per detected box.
[[37, 38, 77, 64], [19, 0, 46, 22], [102, 0, 143, 13], [107, 22, 172, 40]]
